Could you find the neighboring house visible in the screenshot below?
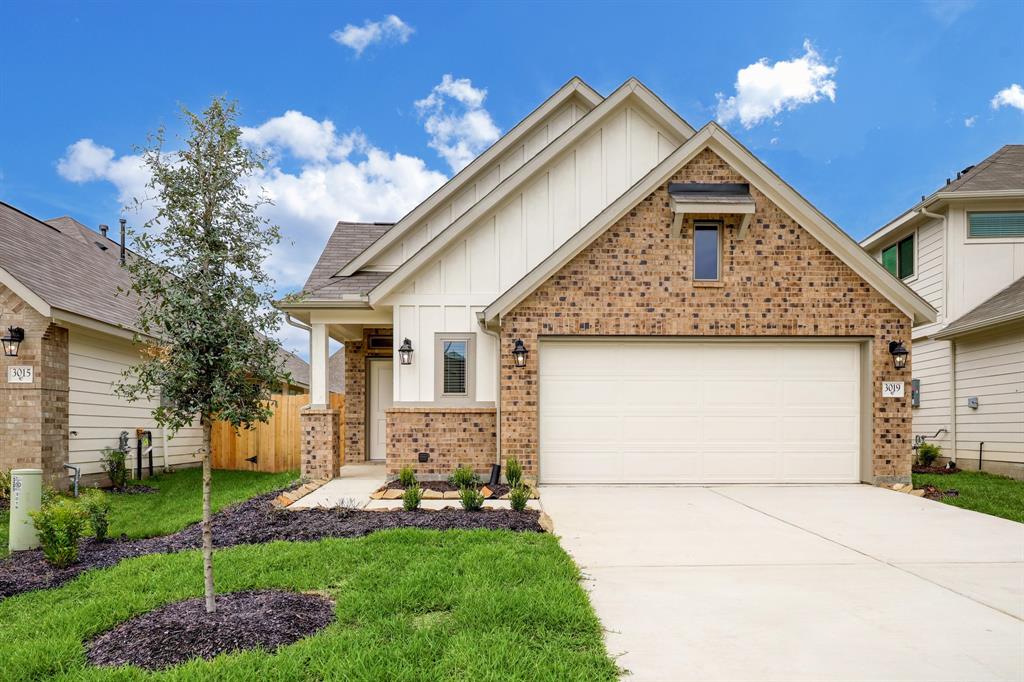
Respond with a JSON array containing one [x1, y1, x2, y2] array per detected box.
[[280, 77, 935, 486], [328, 348, 345, 394], [860, 145, 1024, 477], [0, 202, 310, 487]]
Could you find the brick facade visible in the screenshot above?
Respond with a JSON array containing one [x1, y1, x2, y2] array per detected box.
[[499, 149, 914, 483], [300, 407, 341, 479], [386, 406, 496, 478], [0, 284, 70, 487], [344, 327, 392, 464]]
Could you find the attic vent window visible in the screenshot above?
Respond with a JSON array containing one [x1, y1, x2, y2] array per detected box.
[[367, 335, 393, 349], [968, 212, 1024, 238]]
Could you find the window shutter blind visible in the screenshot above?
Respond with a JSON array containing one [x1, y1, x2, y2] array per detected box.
[[881, 245, 898, 276], [443, 341, 468, 394], [969, 212, 1024, 238]]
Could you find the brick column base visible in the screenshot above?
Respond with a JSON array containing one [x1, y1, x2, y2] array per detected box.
[[301, 407, 341, 480]]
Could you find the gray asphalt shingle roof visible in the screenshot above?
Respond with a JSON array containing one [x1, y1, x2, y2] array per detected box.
[[939, 145, 1024, 194], [937, 275, 1024, 338], [300, 221, 393, 300]]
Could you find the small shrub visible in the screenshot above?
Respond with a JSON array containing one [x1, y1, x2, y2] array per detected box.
[[0, 469, 10, 502], [459, 486, 485, 511], [100, 446, 130, 489], [509, 485, 530, 512], [398, 466, 417, 488], [80, 489, 112, 541], [449, 466, 479, 490], [402, 485, 423, 511], [30, 498, 88, 568], [917, 443, 942, 467], [505, 458, 523, 488]]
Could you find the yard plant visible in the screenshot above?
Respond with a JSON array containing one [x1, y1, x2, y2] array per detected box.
[[916, 442, 942, 467], [459, 486, 485, 511], [80, 489, 112, 542], [29, 498, 88, 568], [449, 465, 479, 489], [100, 446, 130, 489], [509, 485, 531, 512], [506, 457, 523, 488], [398, 466, 417, 488], [402, 485, 423, 511]]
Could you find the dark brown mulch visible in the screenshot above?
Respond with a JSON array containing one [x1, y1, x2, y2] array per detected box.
[[105, 484, 158, 495], [922, 485, 960, 500], [912, 465, 961, 475], [0, 489, 542, 599], [86, 590, 334, 671], [0, 498, 8, 511], [383, 480, 512, 498]]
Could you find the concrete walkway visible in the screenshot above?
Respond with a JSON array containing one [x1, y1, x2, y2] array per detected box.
[[541, 484, 1024, 682]]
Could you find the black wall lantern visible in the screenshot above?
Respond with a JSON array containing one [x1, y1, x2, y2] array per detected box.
[[398, 338, 414, 365], [511, 338, 529, 368], [888, 340, 909, 370], [2, 326, 25, 357]]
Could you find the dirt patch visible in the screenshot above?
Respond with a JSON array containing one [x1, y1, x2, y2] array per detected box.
[[0, 489, 542, 599], [912, 465, 961, 475], [383, 480, 511, 498], [922, 485, 960, 500], [86, 590, 334, 671]]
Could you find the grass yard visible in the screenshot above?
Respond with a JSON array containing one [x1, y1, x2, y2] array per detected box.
[[913, 470, 1024, 523], [0, 468, 295, 559], [0, 530, 618, 681]]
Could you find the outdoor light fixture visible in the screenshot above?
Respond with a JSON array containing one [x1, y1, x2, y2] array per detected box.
[[398, 338, 414, 365], [2, 326, 25, 357], [888, 340, 909, 370], [512, 339, 529, 368]]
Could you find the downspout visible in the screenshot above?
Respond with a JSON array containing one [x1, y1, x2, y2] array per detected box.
[[477, 312, 502, 467]]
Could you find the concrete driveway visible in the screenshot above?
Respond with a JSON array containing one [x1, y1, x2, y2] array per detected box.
[[540, 484, 1024, 682]]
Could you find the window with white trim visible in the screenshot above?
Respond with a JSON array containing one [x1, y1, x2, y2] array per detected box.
[[435, 333, 475, 400], [881, 234, 914, 279]]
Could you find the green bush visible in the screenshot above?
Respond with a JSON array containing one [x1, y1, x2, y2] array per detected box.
[[398, 466, 417, 488], [449, 466, 479, 490], [100, 446, 130, 489], [80, 489, 112, 542], [459, 486, 485, 511], [917, 443, 942, 467], [505, 458, 523, 488], [0, 469, 9, 502], [402, 485, 423, 511], [30, 498, 88, 568], [509, 485, 530, 512]]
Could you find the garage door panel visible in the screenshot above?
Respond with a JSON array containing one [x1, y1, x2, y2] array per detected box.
[[539, 340, 861, 484]]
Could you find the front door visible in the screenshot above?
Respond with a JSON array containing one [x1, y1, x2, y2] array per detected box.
[[368, 359, 393, 461]]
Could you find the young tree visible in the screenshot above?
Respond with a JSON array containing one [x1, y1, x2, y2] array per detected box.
[[117, 98, 288, 613]]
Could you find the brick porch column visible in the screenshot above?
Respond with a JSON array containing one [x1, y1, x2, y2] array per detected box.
[[300, 407, 340, 479]]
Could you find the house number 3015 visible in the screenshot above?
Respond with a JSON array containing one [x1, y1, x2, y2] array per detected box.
[[7, 366, 33, 383], [881, 381, 904, 398]]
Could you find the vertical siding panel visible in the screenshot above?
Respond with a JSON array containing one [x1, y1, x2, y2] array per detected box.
[[524, 173, 551, 270], [578, 129, 603, 225], [550, 153, 578, 246], [397, 305, 419, 401], [442, 240, 468, 293], [418, 305, 443, 401], [497, 195, 525, 291], [629, 107, 658, 183], [468, 217, 498, 293], [604, 109, 628, 204]]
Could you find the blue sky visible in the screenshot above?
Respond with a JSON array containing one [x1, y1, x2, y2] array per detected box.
[[2, 0, 1022, 348]]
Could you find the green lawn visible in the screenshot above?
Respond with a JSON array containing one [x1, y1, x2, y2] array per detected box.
[[0, 468, 295, 558], [913, 470, 1024, 523], [0, 531, 618, 681]]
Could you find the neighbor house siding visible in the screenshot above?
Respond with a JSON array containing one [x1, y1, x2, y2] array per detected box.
[[68, 327, 203, 477], [390, 105, 682, 403], [910, 337, 953, 452]]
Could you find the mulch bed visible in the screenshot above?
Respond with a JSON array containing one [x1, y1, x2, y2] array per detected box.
[[0, 489, 542, 599], [105, 484, 158, 495], [912, 465, 961, 475], [922, 485, 960, 500], [86, 590, 334, 671], [383, 480, 512, 498]]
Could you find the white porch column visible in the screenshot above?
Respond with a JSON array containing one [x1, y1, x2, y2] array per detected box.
[[309, 322, 330, 406]]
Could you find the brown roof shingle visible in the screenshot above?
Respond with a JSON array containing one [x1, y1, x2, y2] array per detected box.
[[938, 145, 1024, 194], [936, 275, 1024, 339], [300, 221, 393, 300]]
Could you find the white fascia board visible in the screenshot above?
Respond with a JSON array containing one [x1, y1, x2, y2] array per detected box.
[[368, 80, 696, 307], [337, 77, 604, 277], [484, 123, 937, 326], [53, 310, 142, 342], [0, 265, 51, 317]]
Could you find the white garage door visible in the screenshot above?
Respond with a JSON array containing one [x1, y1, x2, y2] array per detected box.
[[539, 340, 862, 484]]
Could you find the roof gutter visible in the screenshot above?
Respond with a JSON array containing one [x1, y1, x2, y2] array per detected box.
[[932, 311, 1024, 340]]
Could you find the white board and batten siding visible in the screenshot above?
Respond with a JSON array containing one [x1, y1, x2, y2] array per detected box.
[[389, 106, 681, 402], [68, 327, 203, 476]]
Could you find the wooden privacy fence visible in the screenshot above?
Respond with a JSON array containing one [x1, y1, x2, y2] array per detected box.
[[211, 393, 344, 472]]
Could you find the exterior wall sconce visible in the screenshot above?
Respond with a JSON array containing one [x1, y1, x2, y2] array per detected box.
[[2, 326, 25, 357], [888, 340, 909, 370], [398, 338, 414, 365], [512, 339, 529, 368]]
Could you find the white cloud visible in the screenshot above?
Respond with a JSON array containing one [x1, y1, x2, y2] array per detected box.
[[330, 15, 413, 56], [241, 111, 360, 162], [964, 115, 977, 128], [716, 40, 838, 129], [923, 0, 975, 25], [57, 139, 150, 206], [415, 74, 501, 172], [991, 83, 1024, 112]]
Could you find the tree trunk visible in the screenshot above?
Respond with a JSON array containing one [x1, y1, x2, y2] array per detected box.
[[202, 418, 216, 614]]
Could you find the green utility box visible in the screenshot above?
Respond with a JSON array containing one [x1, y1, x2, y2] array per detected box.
[[8, 468, 42, 552]]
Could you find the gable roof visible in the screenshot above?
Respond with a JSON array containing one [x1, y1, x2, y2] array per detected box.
[[482, 122, 937, 327], [861, 145, 1024, 249], [366, 78, 696, 306], [336, 76, 605, 278], [934, 275, 1024, 340], [299, 221, 393, 302]]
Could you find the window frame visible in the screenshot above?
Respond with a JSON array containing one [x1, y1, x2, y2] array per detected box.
[[693, 220, 722, 282], [880, 232, 916, 281], [967, 211, 1024, 240], [434, 333, 476, 401]]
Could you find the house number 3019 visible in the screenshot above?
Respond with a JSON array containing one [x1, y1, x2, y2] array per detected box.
[[881, 381, 904, 398], [7, 366, 33, 383]]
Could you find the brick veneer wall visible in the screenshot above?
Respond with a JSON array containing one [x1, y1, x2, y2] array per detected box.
[[500, 148, 914, 484], [300, 407, 341, 479], [344, 327, 392, 464], [0, 285, 70, 487], [386, 406, 497, 478]]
